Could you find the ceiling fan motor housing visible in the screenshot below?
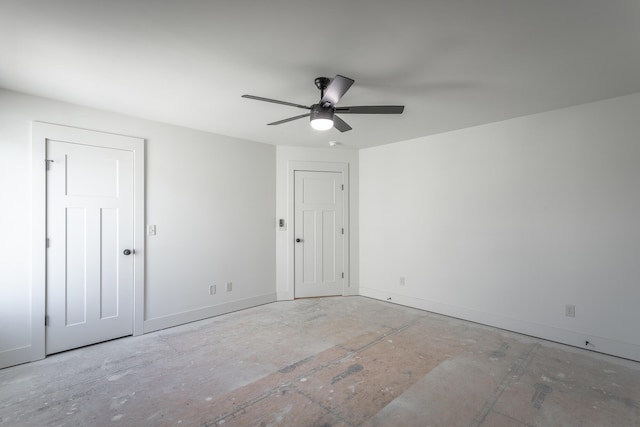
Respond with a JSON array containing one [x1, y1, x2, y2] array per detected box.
[[310, 104, 334, 121]]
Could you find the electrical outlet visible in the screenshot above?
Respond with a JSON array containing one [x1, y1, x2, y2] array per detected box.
[[399, 277, 405, 286], [565, 304, 575, 317], [209, 284, 216, 295], [226, 282, 233, 292]]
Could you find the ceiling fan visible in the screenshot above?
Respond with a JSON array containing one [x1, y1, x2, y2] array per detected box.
[[242, 75, 404, 132]]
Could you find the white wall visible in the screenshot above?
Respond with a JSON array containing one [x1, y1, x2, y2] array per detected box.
[[0, 90, 276, 368], [360, 93, 640, 361], [275, 146, 359, 300]]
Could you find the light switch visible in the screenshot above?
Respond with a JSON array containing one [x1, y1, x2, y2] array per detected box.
[[148, 224, 157, 236]]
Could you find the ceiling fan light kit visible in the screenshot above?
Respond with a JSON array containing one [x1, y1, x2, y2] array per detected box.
[[310, 105, 334, 131], [242, 75, 404, 133]]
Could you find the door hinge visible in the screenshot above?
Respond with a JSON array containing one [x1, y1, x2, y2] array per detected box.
[[342, 272, 344, 279], [341, 184, 344, 190], [45, 315, 50, 326], [45, 159, 53, 171], [341, 228, 344, 235], [46, 237, 50, 248]]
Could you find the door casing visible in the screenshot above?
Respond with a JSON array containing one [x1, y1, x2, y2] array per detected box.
[[31, 122, 145, 363], [287, 161, 349, 299]]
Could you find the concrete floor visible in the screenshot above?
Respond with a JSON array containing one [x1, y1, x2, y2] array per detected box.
[[1, 297, 639, 426]]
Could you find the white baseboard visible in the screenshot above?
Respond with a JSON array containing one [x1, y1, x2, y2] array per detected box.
[[359, 286, 640, 363], [0, 345, 40, 370], [143, 293, 277, 333]]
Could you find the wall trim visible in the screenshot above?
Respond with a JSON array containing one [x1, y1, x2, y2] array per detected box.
[[0, 346, 37, 369], [359, 286, 640, 363], [143, 293, 277, 333]]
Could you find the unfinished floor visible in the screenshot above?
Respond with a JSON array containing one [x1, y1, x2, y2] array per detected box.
[[1, 296, 639, 426]]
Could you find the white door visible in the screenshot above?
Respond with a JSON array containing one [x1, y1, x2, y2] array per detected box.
[[46, 140, 134, 354], [294, 171, 344, 298]]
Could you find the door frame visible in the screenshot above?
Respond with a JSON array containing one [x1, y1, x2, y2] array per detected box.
[[288, 161, 349, 298], [31, 122, 145, 363]]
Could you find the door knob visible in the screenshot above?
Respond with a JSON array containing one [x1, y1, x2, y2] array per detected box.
[[295, 238, 303, 243], [123, 249, 133, 255]]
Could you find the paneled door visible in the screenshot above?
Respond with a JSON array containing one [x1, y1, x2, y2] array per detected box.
[[46, 140, 134, 354], [294, 171, 344, 297]]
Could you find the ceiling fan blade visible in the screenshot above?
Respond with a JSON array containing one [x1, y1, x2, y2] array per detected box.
[[267, 113, 311, 126], [321, 75, 354, 106], [333, 115, 352, 132], [242, 94, 310, 110], [335, 105, 404, 114]]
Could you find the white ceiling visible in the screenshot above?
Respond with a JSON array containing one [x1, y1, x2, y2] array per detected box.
[[1, 0, 639, 149]]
